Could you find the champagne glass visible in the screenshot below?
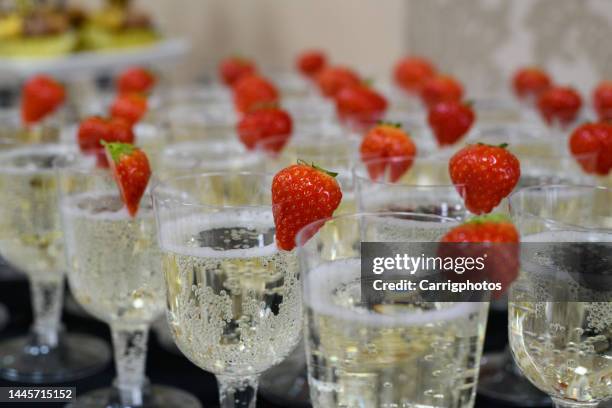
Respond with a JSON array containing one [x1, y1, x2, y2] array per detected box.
[[0, 142, 111, 382], [297, 212, 490, 407], [353, 156, 468, 220], [508, 185, 612, 408], [470, 124, 597, 407], [56, 154, 200, 408], [153, 172, 302, 408]]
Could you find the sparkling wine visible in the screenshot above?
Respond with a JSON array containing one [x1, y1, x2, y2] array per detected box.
[[305, 259, 488, 408], [61, 192, 164, 324], [160, 210, 301, 377], [0, 145, 67, 280], [509, 231, 612, 405]]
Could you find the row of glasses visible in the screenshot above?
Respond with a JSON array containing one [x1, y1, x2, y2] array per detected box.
[[147, 173, 611, 408], [0, 139, 111, 383], [149, 170, 492, 408], [55, 153, 200, 408]]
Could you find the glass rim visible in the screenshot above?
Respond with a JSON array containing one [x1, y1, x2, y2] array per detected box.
[[352, 155, 466, 188], [52, 151, 104, 175], [296, 211, 459, 248], [509, 184, 612, 232], [151, 171, 274, 210], [254, 130, 354, 149], [0, 143, 75, 174]]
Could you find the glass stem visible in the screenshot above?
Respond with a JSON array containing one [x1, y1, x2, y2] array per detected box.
[[217, 375, 259, 408], [111, 323, 149, 407], [552, 399, 598, 408], [29, 278, 63, 348]]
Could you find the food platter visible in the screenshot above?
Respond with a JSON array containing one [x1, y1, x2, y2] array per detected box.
[[0, 38, 190, 83]]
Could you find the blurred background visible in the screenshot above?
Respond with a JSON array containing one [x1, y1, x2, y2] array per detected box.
[[109, 0, 612, 96], [3, 0, 612, 96]]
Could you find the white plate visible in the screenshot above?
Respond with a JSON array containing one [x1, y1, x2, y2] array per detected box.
[[0, 38, 190, 83]]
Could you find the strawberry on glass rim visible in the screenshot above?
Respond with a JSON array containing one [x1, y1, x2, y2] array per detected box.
[[427, 100, 476, 147], [569, 122, 612, 176], [102, 141, 151, 217], [393, 56, 436, 94], [359, 122, 417, 182], [117, 67, 156, 95], [593, 80, 612, 122], [110, 93, 148, 126], [20, 74, 66, 126], [537, 85, 582, 128], [449, 143, 521, 215], [237, 106, 293, 153], [420, 74, 464, 108], [296, 50, 327, 78], [440, 213, 520, 298], [272, 161, 342, 250], [219, 56, 257, 87], [512, 67, 552, 102], [335, 82, 388, 129], [233, 75, 279, 114]]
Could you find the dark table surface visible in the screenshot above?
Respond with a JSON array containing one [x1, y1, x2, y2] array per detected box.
[[0, 274, 545, 408]]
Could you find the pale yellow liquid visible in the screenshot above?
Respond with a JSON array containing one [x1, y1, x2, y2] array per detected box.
[[306, 259, 488, 408], [160, 211, 301, 377], [0, 145, 67, 281], [62, 192, 164, 324], [509, 232, 612, 405]]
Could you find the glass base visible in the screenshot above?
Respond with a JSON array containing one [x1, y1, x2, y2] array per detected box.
[[0, 303, 8, 331], [259, 339, 310, 407], [68, 385, 201, 408], [0, 332, 111, 383], [478, 351, 552, 407]]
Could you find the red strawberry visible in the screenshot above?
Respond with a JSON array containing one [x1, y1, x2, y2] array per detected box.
[[569, 122, 612, 176], [593, 81, 612, 122], [512, 67, 552, 101], [537, 86, 582, 127], [237, 107, 293, 153], [110, 93, 148, 126], [335, 83, 388, 128], [360, 123, 417, 182], [428, 100, 476, 146], [449, 144, 521, 215], [219, 57, 257, 87], [20, 75, 66, 125], [297, 50, 327, 78], [315, 66, 360, 98], [117, 67, 156, 95], [420, 75, 464, 107], [272, 162, 342, 250], [103, 142, 151, 217], [77, 116, 135, 152], [233, 75, 279, 114], [441, 213, 520, 298], [393, 56, 436, 94]]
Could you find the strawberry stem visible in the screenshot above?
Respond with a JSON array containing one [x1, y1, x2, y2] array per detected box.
[[297, 159, 338, 178], [101, 141, 136, 164]]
